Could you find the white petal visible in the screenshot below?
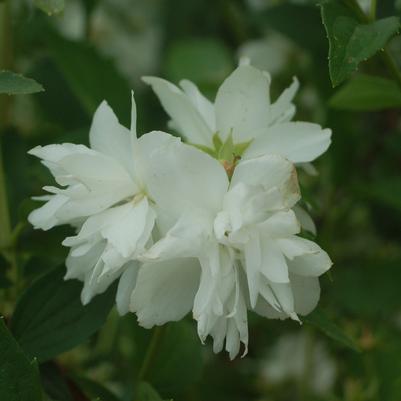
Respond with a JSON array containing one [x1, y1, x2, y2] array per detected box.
[[142, 76, 213, 147], [58, 151, 136, 193], [101, 198, 155, 258], [269, 77, 299, 125], [65, 240, 106, 280], [29, 143, 91, 186], [143, 131, 228, 217], [81, 258, 120, 305], [260, 239, 289, 283], [245, 122, 332, 163], [259, 210, 301, 238], [231, 155, 300, 208], [269, 281, 297, 319], [243, 233, 262, 308], [53, 183, 134, 223], [28, 194, 69, 230], [293, 205, 317, 235], [144, 210, 210, 261], [225, 320, 240, 360], [89, 101, 136, 177], [116, 262, 139, 316], [283, 238, 332, 277], [179, 79, 216, 132], [215, 64, 271, 142], [131, 258, 201, 328], [291, 274, 320, 316]]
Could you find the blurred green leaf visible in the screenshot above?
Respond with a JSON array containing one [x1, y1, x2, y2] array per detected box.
[[320, 0, 400, 86], [137, 382, 172, 401], [75, 377, 120, 401], [0, 71, 44, 95], [34, 0, 65, 15], [303, 308, 361, 352], [329, 74, 401, 110], [359, 177, 401, 213], [149, 321, 203, 396], [0, 318, 42, 401], [257, 3, 326, 54], [329, 260, 401, 318], [165, 38, 233, 86], [40, 362, 73, 401], [45, 30, 131, 125], [11, 267, 116, 362]]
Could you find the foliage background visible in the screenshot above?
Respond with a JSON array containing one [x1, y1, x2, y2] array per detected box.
[[1, 0, 401, 400]]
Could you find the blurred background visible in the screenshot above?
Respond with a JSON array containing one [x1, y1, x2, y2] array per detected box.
[[1, 0, 401, 400]]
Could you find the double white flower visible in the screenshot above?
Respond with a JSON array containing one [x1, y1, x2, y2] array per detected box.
[[29, 63, 333, 359]]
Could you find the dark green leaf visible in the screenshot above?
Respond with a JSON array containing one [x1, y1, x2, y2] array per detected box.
[[149, 321, 203, 396], [137, 382, 172, 401], [0, 318, 42, 401], [320, 1, 400, 86], [74, 377, 121, 401], [329, 74, 401, 110], [359, 177, 401, 213], [303, 308, 361, 352], [40, 362, 73, 401], [0, 71, 44, 95], [11, 267, 116, 362], [34, 0, 65, 15]]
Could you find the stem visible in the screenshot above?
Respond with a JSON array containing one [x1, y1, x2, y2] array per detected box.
[[0, 142, 10, 249], [0, 0, 13, 126], [137, 325, 166, 382], [0, 0, 19, 294], [381, 48, 401, 89], [0, 0, 12, 249], [369, 0, 377, 20]]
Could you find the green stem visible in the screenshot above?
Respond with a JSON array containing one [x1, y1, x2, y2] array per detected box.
[[0, 0, 11, 249], [0, 0, 19, 295], [133, 326, 166, 401], [381, 48, 401, 89], [369, 0, 377, 20], [0, 0, 13, 126], [0, 142, 10, 249], [137, 325, 166, 382]]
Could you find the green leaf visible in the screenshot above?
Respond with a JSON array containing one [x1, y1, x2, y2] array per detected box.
[[329, 74, 401, 110], [34, 0, 65, 15], [320, 1, 400, 86], [40, 362, 73, 401], [303, 308, 361, 352], [148, 321, 203, 395], [45, 29, 132, 125], [358, 177, 401, 213], [11, 267, 116, 362], [0, 318, 42, 401], [137, 382, 172, 401], [74, 377, 121, 401], [0, 71, 44, 95]]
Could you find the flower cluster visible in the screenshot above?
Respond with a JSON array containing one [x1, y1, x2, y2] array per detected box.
[[29, 62, 332, 359]]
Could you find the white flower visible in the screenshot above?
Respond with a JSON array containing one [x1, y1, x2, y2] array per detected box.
[[28, 94, 167, 305], [127, 137, 332, 359], [143, 61, 331, 165]]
